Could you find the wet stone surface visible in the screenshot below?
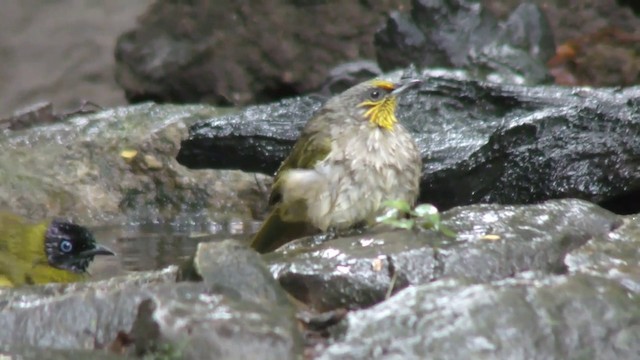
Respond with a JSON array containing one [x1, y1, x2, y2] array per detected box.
[[266, 199, 621, 311]]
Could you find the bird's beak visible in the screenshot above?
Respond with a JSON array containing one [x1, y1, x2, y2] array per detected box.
[[79, 244, 116, 258], [391, 79, 422, 95]]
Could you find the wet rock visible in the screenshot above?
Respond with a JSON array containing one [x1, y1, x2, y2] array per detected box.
[[267, 230, 435, 312], [565, 214, 640, 293], [265, 199, 620, 311], [439, 199, 621, 279], [318, 274, 640, 359], [178, 96, 322, 174], [115, 0, 408, 106], [150, 240, 303, 359], [182, 240, 293, 306], [0, 261, 303, 359], [0, 267, 177, 351], [0, 103, 268, 225], [129, 282, 303, 360], [374, 0, 555, 84], [0, 347, 123, 360], [177, 73, 640, 214]]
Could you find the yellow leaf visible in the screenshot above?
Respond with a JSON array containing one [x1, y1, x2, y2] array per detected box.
[[120, 149, 138, 160]]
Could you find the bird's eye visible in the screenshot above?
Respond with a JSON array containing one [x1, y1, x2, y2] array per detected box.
[[369, 89, 382, 101], [59, 240, 73, 253]]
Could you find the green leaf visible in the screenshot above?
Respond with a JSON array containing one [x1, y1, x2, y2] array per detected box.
[[439, 226, 457, 238], [382, 199, 412, 214], [413, 204, 438, 217], [424, 212, 441, 225], [420, 220, 435, 230], [387, 218, 415, 230], [376, 208, 400, 223]]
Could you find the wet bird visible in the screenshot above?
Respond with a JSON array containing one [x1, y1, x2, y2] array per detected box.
[[250, 78, 422, 253], [0, 212, 115, 287]]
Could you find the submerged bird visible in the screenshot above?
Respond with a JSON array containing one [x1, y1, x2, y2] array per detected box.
[[250, 78, 422, 253], [0, 212, 115, 287]]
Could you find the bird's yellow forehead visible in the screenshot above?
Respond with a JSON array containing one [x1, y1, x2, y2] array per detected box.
[[370, 79, 396, 91]]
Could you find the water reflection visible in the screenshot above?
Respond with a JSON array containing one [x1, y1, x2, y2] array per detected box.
[[88, 218, 261, 281]]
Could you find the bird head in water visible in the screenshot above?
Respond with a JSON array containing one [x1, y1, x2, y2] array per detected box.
[[44, 219, 115, 273], [0, 213, 116, 287]]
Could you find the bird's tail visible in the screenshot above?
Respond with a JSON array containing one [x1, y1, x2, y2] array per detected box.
[[250, 210, 314, 253]]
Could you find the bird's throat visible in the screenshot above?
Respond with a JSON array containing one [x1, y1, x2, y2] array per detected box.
[[363, 98, 397, 130]]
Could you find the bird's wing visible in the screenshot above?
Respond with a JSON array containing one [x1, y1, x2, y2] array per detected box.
[[0, 213, 48, 286], [268, 112, 333, 206], [251, 110, 334, 252]]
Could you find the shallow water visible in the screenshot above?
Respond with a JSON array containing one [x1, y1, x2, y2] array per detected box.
[[87, 218, 261, 281]]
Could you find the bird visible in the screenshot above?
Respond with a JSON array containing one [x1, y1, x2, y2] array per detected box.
[[250, 78, 422, 253], [0, 212, 115, 287]]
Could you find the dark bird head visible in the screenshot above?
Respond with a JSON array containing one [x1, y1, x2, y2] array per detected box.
[[44, 219, 115, 273]]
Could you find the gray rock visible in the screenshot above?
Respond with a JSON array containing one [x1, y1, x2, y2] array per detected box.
[[266, 199, 621, 311], [440, 199, 621, 280], [0, 259, 303, 359], [190, 240, 293, 306], [0, 267, 177, 350], [0, 103, 267, 225], [0, 347, 123, 360], [129, 282, 302, 360], [565, 214, 640, 293], [318, 275, 640, 359], [131, 240, 303, 359]]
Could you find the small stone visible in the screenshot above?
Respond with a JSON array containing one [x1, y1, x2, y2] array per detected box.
[[143, 154, 163, 170]]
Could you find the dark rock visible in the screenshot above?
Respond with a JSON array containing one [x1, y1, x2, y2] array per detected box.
[[318, 275, 640, 359], [177, 73, 640, 214], [483, 0, 640, 87], [265, 199, 620, 311], [619, 0, 640, 14], [0, 102, 56, 131], [0, 101, 104, 132], [178, 96, 323, 175], [298, 308, 348, 332], [129, 282, 303, 360], [115, 0, 408, 106], [375, 0, 555, 84], [267, 230, 436, 312]]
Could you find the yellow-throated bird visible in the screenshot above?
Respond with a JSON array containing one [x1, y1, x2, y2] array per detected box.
[[0, 212, 115, 287], [250, 78, 422, 253]]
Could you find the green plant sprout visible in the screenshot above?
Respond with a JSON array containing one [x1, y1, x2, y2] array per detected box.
[[376, 200, 456, 237]]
